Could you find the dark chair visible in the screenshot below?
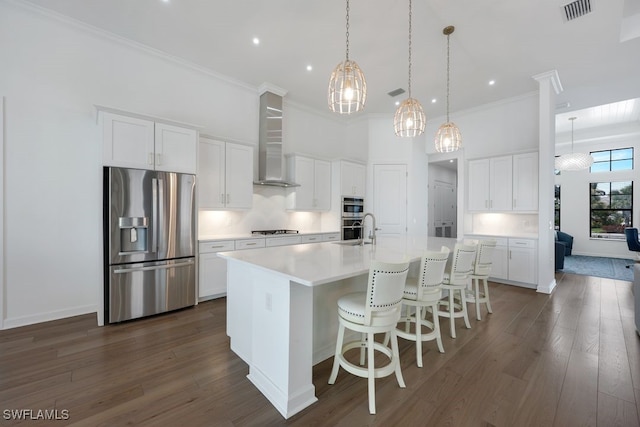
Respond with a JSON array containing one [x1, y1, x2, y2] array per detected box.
[[555, 241, 566, 271], [556, 231, 573, 256], [625, 228, 640, 268]]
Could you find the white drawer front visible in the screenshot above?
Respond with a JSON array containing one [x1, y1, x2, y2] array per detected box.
[[198, 240, 235, 254], [509, 238, 536, 249], [235, 239, 266, 250], [266, 236, 302, 247], [301, 234, 323, 243], [323, 232, 341, 241]]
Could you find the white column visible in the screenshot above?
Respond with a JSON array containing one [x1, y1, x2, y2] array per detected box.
[[532, 71, 563, 294]]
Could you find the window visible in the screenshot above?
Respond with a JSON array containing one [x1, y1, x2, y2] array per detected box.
[[590, 181, 633, 239], [554, 185, 561, 230], [590, 148, 633, 172]]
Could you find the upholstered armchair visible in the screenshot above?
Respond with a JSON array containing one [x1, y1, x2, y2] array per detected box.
[[555, 231, 573, 256]]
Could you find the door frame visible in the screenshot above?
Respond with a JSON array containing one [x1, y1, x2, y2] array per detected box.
[[1, 96, 5, 329], [427, 149, 465, 240]]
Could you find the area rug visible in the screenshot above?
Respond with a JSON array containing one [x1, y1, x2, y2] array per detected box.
[[561, 255, 634, 282]]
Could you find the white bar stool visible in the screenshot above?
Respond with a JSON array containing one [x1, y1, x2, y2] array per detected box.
[[396, 246, 450, 367], [437, 242, 476, 339], [468, 239, 497, 320], [328, 260, 410, 415]]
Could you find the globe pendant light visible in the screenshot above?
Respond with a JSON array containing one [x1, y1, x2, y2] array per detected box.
[[555, 117, 594, 171], [435, 26, 462, 152], [394, 0, 426, 137], [328, 0, 367, 114]]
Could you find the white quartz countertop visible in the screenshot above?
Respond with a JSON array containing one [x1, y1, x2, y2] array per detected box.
[[199, 231, 339, 241], [217, 235, 458, 286]]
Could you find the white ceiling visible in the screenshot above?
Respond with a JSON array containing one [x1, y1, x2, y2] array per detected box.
[[20, 0, 640, 130]]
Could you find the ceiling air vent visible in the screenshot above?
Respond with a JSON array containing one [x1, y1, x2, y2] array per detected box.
[[563, 0, 592, 22], [387, 88, 406, 97]]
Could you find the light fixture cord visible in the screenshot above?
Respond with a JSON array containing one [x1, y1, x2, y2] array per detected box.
[[345, 0, 350, 61], [567, 117, 578, 154], [407, 0, 413, 98], [446, 32, 450, 123]]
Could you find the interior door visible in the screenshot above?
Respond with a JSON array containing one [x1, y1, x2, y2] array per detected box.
[[433, 181, 456, 237], [373, 164, 407, 235]]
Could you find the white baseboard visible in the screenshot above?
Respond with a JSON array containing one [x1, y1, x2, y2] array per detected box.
[[537, 279, 557, 294], [2, 304, 97, 330]]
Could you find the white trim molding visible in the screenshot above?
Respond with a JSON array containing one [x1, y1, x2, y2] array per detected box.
[[0, 96, 4, 329]]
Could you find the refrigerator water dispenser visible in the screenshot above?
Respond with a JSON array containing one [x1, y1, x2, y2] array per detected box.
[[119, 217, 148, 253]]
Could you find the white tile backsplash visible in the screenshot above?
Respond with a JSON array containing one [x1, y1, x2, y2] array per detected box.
[[470, 213, 538, 237], [198, 186, 331, 236]]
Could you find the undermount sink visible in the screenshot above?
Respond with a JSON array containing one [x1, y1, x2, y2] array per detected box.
[[333, 240, 373, 246]]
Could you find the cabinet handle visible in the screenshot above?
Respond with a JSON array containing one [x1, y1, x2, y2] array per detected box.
[[156, 153, 162, 166], [220, 193, 224, 204], [148, 153, 154, 166], [485, 200, 488, 209], [490, 200, 493, 209], [210, 245, 225, 249], [513, 199, 516, 208], [246, 242, 257, 246], [226, 194, 230, 204]]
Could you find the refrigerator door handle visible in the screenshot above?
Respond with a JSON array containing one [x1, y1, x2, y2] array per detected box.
[[113, 259, 194, 274], [152, 177, 158, 253], [157, 178, 164, 253]]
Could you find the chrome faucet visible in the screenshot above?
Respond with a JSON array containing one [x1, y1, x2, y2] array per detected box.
[[361, 213, 377, 246]]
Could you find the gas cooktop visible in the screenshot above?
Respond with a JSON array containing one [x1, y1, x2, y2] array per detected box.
[[251, 229, 299, 236]]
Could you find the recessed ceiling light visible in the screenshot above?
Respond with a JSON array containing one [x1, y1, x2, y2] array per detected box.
[[488, 80, 496, 86], [431, 98, 437, 103], [395, 101, 400, 106], [449, 159, 454, 163], [252, 37, 260, 45], [161, 0, 169, 3], [306, 65, 313, 71]]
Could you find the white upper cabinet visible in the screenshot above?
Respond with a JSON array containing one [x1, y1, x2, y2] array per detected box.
[[198, 138, 253, 210], [154, 123, 198, 174], [468, 153, 537, 212], [340, 160, 366, 197], [512, 152, 538, 211], [102, 111, 197, 174], [286, 155, 331, 211], [489, 156, 513, 211]]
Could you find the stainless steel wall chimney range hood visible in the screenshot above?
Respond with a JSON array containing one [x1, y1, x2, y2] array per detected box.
[[254, 89, 299, 187]]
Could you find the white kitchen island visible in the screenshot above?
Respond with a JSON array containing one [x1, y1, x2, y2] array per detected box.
[[218, 235, 457, 418]]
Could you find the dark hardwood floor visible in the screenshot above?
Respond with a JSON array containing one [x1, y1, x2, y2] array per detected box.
[[1, 272, 639, 426]]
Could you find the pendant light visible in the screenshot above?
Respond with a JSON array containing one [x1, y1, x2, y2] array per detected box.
[[435, 26, 462, 152], [555, 117, 594, 171], [394, 0, 426, 137], [328, 0, 367, 114]]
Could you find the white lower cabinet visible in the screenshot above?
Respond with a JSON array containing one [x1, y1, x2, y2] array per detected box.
[[508, 238, 537, 284], [198, 240, 235, 300], [466, 235, 537, 286], [489, 238, 509, 280], [198, 233, 338, 299]]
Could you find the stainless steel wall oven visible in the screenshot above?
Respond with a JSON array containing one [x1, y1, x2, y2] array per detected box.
[[341, 197, 364, 240]]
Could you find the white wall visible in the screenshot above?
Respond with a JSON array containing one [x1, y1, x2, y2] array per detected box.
[[424, 94, 541, 238], [366, 116, 428, 235], [424, 93, 539, 159], [555, 131, 640, 259], [0, 2, 353, 328]]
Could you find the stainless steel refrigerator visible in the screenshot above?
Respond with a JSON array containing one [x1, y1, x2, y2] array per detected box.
[[104, 167, 196, 324]]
